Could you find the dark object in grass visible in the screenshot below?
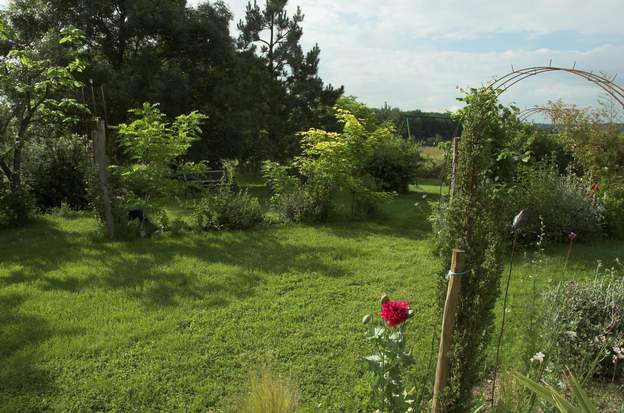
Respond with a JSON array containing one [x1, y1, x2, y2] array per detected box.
[[127, 208, 158, 238], [140, 217, 159, 238], [128, 208, 145, 223]]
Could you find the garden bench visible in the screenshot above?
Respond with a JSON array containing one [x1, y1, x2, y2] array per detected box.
[[184, 170, 227, 188]]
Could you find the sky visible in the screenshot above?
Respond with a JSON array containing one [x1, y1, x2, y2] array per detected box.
[[2, 0, 624, 115], [208, 0, 624, 115]]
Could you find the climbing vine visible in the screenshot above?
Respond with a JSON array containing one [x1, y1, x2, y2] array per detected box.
[[431, 87, 519, 411]]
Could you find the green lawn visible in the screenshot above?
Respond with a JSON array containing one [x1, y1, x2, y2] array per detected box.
[[1, 183, 622, 412]]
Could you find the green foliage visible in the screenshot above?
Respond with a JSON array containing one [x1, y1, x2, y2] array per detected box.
[[601, 179, 624, 239], [262, 161, 326, 223], [513, 371, 599, 413], [0, 24, 87, 224], [0, 183, 35, 227], [24, 134, 90, 211], [239, 369, 299, 413], [263, 108, 399, 222], [513, 163, 605, 242], [195, 183, 263, 231], [297, 109, 396, 217], [362, 301, 416, 412], [336, 96, 379, 131], [432, 88, 519, 411], [547, 101, 624, 180], [543, 270, 624, 381], [365, 135, 423, 193], [114, 102, 207, 202]]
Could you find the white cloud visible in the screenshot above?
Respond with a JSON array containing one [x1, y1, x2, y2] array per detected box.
[[212, 0, 624, 112], [3, 0, 622, 112]]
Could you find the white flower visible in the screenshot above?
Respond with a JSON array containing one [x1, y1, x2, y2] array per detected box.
[[564, 331, 577, 340], [530, 352, 545, 364]]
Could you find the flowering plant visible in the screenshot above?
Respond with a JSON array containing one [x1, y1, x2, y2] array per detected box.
[[381, 300, 410, 327], [362, 294, 415, 412]]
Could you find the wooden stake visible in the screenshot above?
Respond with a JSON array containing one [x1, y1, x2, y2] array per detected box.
[[92, 120, 115, 240], [432, 249, 465, 413], [449, 137, 460, 200]]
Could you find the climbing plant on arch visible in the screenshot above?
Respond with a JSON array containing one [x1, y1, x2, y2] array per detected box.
[[433, 65, 624, 410]]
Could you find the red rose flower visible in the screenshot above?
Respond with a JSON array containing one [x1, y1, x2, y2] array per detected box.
[[380, 300, 410, 327], [591, 183, 599, 191]]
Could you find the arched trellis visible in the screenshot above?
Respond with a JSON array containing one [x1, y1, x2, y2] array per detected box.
[[487, 65, 624, 110], [434, 65, 624, 410], [517, 106, 558, 122], [444, 65, 624, 196]]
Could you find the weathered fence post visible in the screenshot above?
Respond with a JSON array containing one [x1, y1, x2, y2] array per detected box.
[[449, 137, 460, 199], [432, 248, 465, 412], [92, 119, 115, 240]]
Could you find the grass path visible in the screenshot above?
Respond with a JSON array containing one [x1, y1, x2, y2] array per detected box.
[[1, 183, 622, 411]]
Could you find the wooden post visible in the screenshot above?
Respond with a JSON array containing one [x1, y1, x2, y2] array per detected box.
[[92, 119, 115, 240], [449, 137, 460, 200], [432, 249, 465, 413]]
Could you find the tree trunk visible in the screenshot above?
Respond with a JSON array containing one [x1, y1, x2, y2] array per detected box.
[[10, 140, 23, 192]]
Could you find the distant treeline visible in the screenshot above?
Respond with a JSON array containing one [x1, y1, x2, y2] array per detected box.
[[533, 123, 624, 132], [373, 104, 460, 143]]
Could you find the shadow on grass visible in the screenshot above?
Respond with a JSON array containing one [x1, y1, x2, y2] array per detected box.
[[0, 292, 81, 407], [1, 218, 360, 308], [321, 188, 443, 241]]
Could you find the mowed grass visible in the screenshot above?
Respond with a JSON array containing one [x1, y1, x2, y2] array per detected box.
[[1, 183, 623, 411]]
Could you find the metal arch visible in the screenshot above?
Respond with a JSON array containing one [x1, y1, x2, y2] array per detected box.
[[487, 66, 624, 110], [517, 106, 558, 122]]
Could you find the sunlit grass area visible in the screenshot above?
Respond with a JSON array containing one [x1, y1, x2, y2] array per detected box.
[[1, 183, 622, 411]]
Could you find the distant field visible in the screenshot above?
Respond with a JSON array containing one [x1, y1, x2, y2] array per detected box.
[[420, 145, 445, 160]]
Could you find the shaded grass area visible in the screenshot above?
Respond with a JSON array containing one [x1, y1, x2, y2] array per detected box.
[[1, 182, 622, 411]]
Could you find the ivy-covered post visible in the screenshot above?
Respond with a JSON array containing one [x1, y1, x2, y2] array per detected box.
[[432, 88, 515, 411]]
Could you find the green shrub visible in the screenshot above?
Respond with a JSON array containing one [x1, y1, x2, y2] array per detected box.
[[195, 184, 263, 231], [170, 219, 189, 237], [364, 136, 422, 193], [417, 158, 447, 180], [602, 180, 624, 239], [0, 185, 35, 228], [513, 164, 605, 242], [543, 269, 624, 381], [24, 135, 90, 211], [262, 161, 332, 223], [114, 102, 207, 202]]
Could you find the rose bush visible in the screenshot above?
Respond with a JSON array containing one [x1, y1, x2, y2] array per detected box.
[[363, 295, 415, 412]]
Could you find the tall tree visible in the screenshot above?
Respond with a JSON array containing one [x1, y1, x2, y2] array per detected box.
[[237, 0, 343, 159], [237, 0, 303, 79]]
